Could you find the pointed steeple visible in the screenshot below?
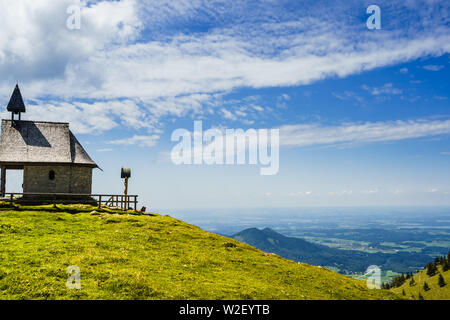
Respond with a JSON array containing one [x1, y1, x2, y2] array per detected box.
[[7, 84, 26, 114], [7, 84, 26, 121]]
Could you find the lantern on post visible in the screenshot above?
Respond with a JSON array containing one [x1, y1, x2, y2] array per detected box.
[[121, 168, 131, 210]]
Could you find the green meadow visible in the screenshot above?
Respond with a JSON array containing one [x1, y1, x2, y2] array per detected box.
[[391, 266, 449, 300], [0, 204, 399, 300]]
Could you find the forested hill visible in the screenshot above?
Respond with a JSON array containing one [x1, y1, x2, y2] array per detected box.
[[232, 228, 431, 274], [388, 254, 449, 300]]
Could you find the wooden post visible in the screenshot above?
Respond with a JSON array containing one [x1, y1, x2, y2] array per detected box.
[[1, 166, 6, 197], [10, 193, 13, 207], [98, 195, 102, 209], [124, 177, 129, 211], [134, 196, 137, 211]]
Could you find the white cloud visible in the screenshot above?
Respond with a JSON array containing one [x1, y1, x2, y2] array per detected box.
[[0, 0, 449, 136], [1, 1, 449, 103], [365, 188, 379, 194], [422, 65, 444, 71], [12, 99, 151, 134], [279, 118, 450, 148], [0, 0, 141, 84], [361, 83, 402, 96], [333, 90, 364, 103], [288, 191, 313, 197], [241, 119, 255, 125], [108, 135, 160, 147], [221, 108, 237, 121]]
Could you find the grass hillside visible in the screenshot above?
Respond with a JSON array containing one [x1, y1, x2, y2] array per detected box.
[[0, 204, 399, 300], [391, 267, 449, 300]]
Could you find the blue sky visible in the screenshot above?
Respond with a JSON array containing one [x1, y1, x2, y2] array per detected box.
[[0, 0, 449, 209]]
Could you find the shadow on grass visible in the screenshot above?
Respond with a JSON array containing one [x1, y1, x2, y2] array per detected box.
[[0, 202, 157, 217]]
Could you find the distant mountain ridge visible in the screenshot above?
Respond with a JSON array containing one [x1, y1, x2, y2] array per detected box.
[[233, 227, 321, 253], [231, 228, 431, 274]]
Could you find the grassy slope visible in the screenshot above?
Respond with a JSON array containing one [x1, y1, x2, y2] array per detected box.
[[0, 204, 399, 300], [391, 267, 449, 300]]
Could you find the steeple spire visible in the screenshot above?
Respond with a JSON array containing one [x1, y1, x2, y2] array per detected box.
[[7, 84, 26, 121]]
